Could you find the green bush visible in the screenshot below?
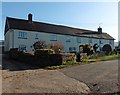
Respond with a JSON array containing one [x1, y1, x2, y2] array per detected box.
[[33, 40, 47, 50], [9, 48, 62, 67], [80, 44, 94, 55]]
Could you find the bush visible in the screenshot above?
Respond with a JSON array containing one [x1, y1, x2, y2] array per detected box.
[[102, 44, 112, 55], [80, 44, 94, 55], [33, 40, 47, 50], [88, 52, 106, 59], [34, 54, 62, 67], [61, 53, 76, 62], [9, 48, 19, 59], [50, 42, 64, 54], [17, 52, 35, 64], [34, 49, 55, 56], [9, 48, 62, 67], [49, 54, 62, 66], [93, 43, 99, 53]]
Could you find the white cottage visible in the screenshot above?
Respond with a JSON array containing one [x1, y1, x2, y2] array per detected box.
[[4, 14, 115, 53]]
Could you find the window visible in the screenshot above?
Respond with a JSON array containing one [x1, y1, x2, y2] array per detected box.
[[99, 40, 103, 44], [18, 32, 27, 39], [66, 37, 71, 42], [109, 40, 112, 44], [19, 44, 26, 51], [35, 33, 38, 39], [69, 47, 76, 52], [89, 38, 92, 43], [50, 35, 57, 41], [77, 37, 81, 43]]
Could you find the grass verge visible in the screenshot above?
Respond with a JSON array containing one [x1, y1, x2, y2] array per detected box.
[[82, 54, 120, 63], [47, 61, 79, 70], [47, 54, 120, 70]]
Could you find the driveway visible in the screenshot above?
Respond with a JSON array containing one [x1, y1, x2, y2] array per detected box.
[[2, 54, 90, 93], [59, 59, 119, 93], [1, 53, 119, 93]]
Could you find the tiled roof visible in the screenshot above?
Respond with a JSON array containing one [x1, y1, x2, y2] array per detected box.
[[4, 17, 115, 40]]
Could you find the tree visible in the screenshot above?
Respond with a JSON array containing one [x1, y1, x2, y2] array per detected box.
[[50, 42, 64, 54], [93, 43, 99, 52], [33, 40, 47, 50], [79, 44, 94, 55], [102, 44, 112, 55]]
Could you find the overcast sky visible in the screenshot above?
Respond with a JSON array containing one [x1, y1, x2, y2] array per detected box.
[[1, 2, 118, 41]]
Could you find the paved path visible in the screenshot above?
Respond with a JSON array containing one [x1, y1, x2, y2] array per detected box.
[[59, 59, 119, 93]]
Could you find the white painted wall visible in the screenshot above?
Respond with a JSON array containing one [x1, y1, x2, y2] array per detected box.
[[4, 29, 13, 51], [5, 29, 115, 53]]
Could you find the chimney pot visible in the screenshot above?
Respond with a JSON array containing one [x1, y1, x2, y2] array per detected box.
[[98, 26, 102, 34], [28, 13, 32, 22]]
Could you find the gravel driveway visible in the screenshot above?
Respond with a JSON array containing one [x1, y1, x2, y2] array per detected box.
[[2, 69, 90, 93], [2, 54, 90, 93]]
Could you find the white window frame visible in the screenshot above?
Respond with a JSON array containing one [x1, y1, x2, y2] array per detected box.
[[69, 47, 76, 52], [35, 33, 39, 39], [109, 40, 112, 45], [89, 38, 92, 43], [18, 32, 27, 39], [77, 37, 81, 43], [19, 44, 26, 51], [66, 37, 71, 42], [50, 35, 57, 41]]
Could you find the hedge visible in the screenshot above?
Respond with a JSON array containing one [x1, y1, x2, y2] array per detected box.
[[34, 49, 55, 56], [9, 48, 62, 67]]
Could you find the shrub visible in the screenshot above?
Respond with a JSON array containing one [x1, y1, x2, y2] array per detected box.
[[93, 43, 99, 53], [49, 54, 62, 66], [80, 44, 94, 55], [9, 48, 19, 59], [50, 42, 64, 54], [61, 53, 76, 62], [33, 40, 47, 50], [76, 53, 81, 62], [9, 48, 62, 67], [34, 49, 55, 56], [102, 44, 112, 55]]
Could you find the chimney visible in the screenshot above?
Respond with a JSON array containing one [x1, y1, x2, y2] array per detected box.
[[98, 26, 102, 34], [28, 13, 32, 22]]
